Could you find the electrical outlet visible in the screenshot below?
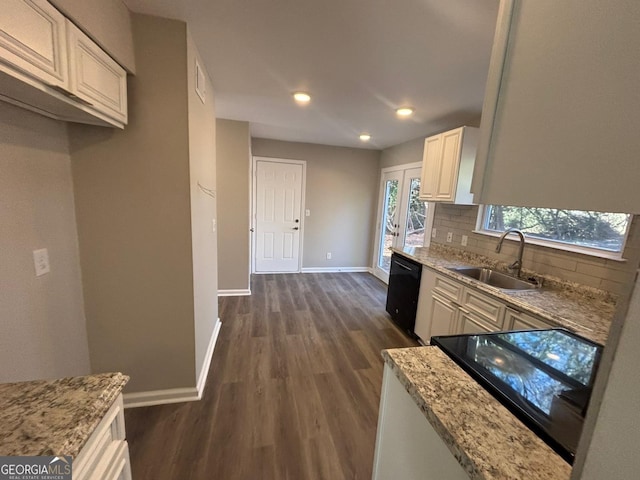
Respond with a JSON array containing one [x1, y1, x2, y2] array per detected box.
[[446, 232, 453, 243], [461, 235, 468, 247], [431, 228, 437, 239], [326, 252, 332, 260], [33, 248, 50, 276], [305, 209, 311, 217], [211, 218, 216, 233]]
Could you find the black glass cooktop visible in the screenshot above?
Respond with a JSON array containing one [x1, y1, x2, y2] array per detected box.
[[431, 328, 603, 464]]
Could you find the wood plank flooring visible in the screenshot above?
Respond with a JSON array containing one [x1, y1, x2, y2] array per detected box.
[[124, 273, 417, 479]]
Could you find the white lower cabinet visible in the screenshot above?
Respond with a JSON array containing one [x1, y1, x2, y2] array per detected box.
[[372, 364, 468, 480], [415, 267, 462, 342], [73, 393, 132, 480], [414, 267, 552, 342]]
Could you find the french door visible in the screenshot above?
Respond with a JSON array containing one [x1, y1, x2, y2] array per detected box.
[[373, 165, 433, 283]]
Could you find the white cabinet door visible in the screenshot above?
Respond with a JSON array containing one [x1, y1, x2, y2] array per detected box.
[[435, 128, 462, 201], [66, 20, 127, 124], [419, 126, 477, 204], [0, 0, 68, 87], [472, 0, 640, 213], [429, 292, 458, 339], [420, 135, 442, 200]]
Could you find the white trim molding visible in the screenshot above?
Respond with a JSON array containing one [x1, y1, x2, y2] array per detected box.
[[301, 267, 371, 273], [196, 317, 222, 397], [218, 289, 252, 297], [124, 317, 222, 409]]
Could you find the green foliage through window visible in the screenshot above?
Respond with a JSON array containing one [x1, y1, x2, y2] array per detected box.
[[483, 206, 630, 253]]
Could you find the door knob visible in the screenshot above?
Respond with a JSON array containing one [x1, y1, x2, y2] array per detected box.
[[293, 227, 299, 230]]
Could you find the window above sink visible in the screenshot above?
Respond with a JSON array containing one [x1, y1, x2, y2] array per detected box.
[[475, 205, 632, 260]]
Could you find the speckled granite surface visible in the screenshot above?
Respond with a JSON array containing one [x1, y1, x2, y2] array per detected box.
[[0, 372, 128, 457], [394, 245, 615, 345], [383, 347, 572, 480]]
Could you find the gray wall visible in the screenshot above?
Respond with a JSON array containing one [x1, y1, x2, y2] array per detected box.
[[379, 136, 424, 169], [69, 14, 196, 393], [430, 203, 639, 295], [186, 30, 218, 384], [0, 104, 90, 383], [574, 269, 640, 479], [252, 138, 380, 269], [216, 119, 251, 291]]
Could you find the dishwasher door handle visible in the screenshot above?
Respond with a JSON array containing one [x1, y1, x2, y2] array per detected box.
[[395, 261, 415, 271]]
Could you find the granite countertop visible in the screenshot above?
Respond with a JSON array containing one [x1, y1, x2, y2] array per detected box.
[[383, 347, 572, 480], [0, 372, 129, 457], [394, 245, 615, 345]]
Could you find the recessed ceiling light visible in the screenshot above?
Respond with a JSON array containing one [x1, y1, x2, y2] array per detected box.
[[359, 133, 371, 141], [293, 92, 311, 104], [396, 107, 414, 117]]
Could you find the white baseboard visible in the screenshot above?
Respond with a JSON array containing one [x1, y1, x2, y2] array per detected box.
[[196, 317, 222, 397], [218, 289, 251, 296], [123, 317, 222, 409], [123, 387, 200, 408], [301, 267, 371, 273]]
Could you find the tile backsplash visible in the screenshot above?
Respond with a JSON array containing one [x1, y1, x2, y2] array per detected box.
[[430, 204, 639, 296]]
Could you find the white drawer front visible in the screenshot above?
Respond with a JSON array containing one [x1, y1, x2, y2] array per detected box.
[[506, 308, 551, 331], [461, 288, 505, 328], [433, 275, 462, 303]]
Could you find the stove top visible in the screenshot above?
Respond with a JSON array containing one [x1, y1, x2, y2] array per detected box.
[[431, 328, 603, 464]]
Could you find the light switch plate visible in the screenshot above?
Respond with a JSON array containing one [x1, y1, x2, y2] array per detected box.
[[305, 209, 311, 217], [431, 228, 437, 239], [461, 235, 468, 246], [446, 232, 453, 243], [33, 248, 50, 276]]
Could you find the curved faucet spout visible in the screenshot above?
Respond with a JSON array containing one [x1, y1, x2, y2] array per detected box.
[[495, 228, 526, 277]]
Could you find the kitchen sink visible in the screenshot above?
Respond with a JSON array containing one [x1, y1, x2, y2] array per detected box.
[[448, 267, 540, 291]]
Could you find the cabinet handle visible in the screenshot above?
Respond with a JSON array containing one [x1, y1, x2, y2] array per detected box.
[[47, 84, 94, 107]]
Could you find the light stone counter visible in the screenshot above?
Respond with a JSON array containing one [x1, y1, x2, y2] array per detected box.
[[394, 244, 615, 345], [0, 372, 129, 457], [383, 346, 572, 480]]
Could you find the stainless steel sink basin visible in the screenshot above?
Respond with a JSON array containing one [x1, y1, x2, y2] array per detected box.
[[448, 267, 540, 291]]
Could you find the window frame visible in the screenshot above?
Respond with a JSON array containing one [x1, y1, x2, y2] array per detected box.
[[474, 205, 631, 261]]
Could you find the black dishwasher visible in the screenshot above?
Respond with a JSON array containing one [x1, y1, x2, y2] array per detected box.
[[385, 253, 421, 337]]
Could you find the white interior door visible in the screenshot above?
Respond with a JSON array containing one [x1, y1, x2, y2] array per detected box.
[[254, 159, 304, 273], [373, 165, 433, 283]]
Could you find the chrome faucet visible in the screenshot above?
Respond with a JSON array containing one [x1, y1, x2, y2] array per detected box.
[[496, 228, 526, 277]]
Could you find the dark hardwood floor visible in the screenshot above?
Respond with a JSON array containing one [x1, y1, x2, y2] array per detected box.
[[124, 272, 417, 479]]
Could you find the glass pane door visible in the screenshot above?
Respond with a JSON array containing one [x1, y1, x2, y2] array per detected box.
[[377, 172, 401, 273], [373, 166, 433, 284], [402, 170, 427, 248]]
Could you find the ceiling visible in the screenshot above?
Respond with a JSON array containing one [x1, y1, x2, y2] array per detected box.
[[123, 0, 500, 149]]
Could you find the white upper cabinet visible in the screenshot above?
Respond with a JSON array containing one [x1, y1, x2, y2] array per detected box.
[[67, 20, 127, 124], [0, 0, 127, 128], [0, 0, 68, 87], [419, 126, 478, 204], [472, 0, 640, 213]]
